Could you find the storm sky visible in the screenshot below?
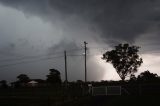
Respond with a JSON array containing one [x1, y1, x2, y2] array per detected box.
[[0, 0, 160, 82]]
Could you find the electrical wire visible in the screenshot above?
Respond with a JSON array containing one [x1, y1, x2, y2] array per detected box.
[[0, 48, 84, 63], [0, 47, 107, 68], [0, 51, 63, 63], [0, 55, 64, 68]]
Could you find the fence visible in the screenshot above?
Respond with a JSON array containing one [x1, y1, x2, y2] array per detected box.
[[92, 86, 121, 96]]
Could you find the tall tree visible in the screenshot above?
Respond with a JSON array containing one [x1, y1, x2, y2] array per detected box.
[[102, 43, 143, 81], [17, 74, 30, 83], [46, 69, 61, 84]]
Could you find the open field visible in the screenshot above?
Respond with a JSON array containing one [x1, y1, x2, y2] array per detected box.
[[0, 85, 160, 106], [0, 95, 160, 106], [0, 86, 85, 106]]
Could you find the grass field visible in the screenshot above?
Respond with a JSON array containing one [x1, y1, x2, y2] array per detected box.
[[0, 86, 86, 106], [0, 95, 159, 106], [0, 85, 160, 106]]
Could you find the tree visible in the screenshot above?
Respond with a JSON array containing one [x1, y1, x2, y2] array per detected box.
[[0, 80, 8, 88], [102, 43, 143, 81], [130, 74, 137, 82], [137, 70, 159, 82], [17, 74, 30, 83], [46, 69, 61, 84]]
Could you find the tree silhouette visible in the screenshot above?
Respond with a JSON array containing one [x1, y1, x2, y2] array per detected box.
[[0, 80, 8, 88], [137, 70, 159, 82], [102, 43, 143, 81], [46, 69, 61, 84], [17, 74, 30, 83], [130, 74, 137, 82]]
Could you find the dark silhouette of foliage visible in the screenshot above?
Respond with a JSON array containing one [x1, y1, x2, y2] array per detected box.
[[137, 70, 159, 82], [46, 69, 61, 84], [17, 74, 30, 83], [130, 74, 137, 82], [0, 80, 8, 88], [102, 43, 143, 81]]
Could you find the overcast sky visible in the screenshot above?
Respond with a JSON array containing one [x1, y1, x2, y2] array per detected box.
[[0, 0, 160, 82]]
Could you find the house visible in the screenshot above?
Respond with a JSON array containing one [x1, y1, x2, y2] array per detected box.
[[11, 79, 47, 88], [27, 79, 47, 87], [27, 80, 38, 87]]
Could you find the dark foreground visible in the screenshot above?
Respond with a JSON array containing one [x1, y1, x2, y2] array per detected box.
[[0, 95, 159, 106], [0, 86, 159, 106]]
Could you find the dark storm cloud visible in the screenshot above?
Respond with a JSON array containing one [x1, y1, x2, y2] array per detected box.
[[1, 0, 160, 82], [1, 0, 160, 43], [47, 39, 81, 54], [0, 0, 49, 16]]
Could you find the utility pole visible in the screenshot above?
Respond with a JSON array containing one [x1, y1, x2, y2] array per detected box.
[[64, 50, 68, 83], [84, 41, 88, 82]]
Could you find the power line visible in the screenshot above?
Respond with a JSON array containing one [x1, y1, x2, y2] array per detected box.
[[87, 46, 109, 49], [0, 51, 64, 63], [0, 50, 25, 57], [0, 55, 64, 68], [66, 48, 83, 52], [0, 48, 84, 63], [67, 54, 83, 57], [0, 54, 100, 69], [0, 46, 109, 69]]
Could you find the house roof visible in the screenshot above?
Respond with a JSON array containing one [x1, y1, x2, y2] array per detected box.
[[28, 80, 38, 84]]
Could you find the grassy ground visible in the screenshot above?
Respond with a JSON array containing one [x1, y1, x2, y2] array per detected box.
[[0, 87, 85, 106], [0, 95, 159, 106], [0, 87, 160, 106]]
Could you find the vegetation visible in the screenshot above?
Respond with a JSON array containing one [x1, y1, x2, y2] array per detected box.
[[17, 74, 30, 83], [102, 43, 143, 81], [137, 70, 159, 82], [46, 68, 62, 84], [0, 80, 8, 88]]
